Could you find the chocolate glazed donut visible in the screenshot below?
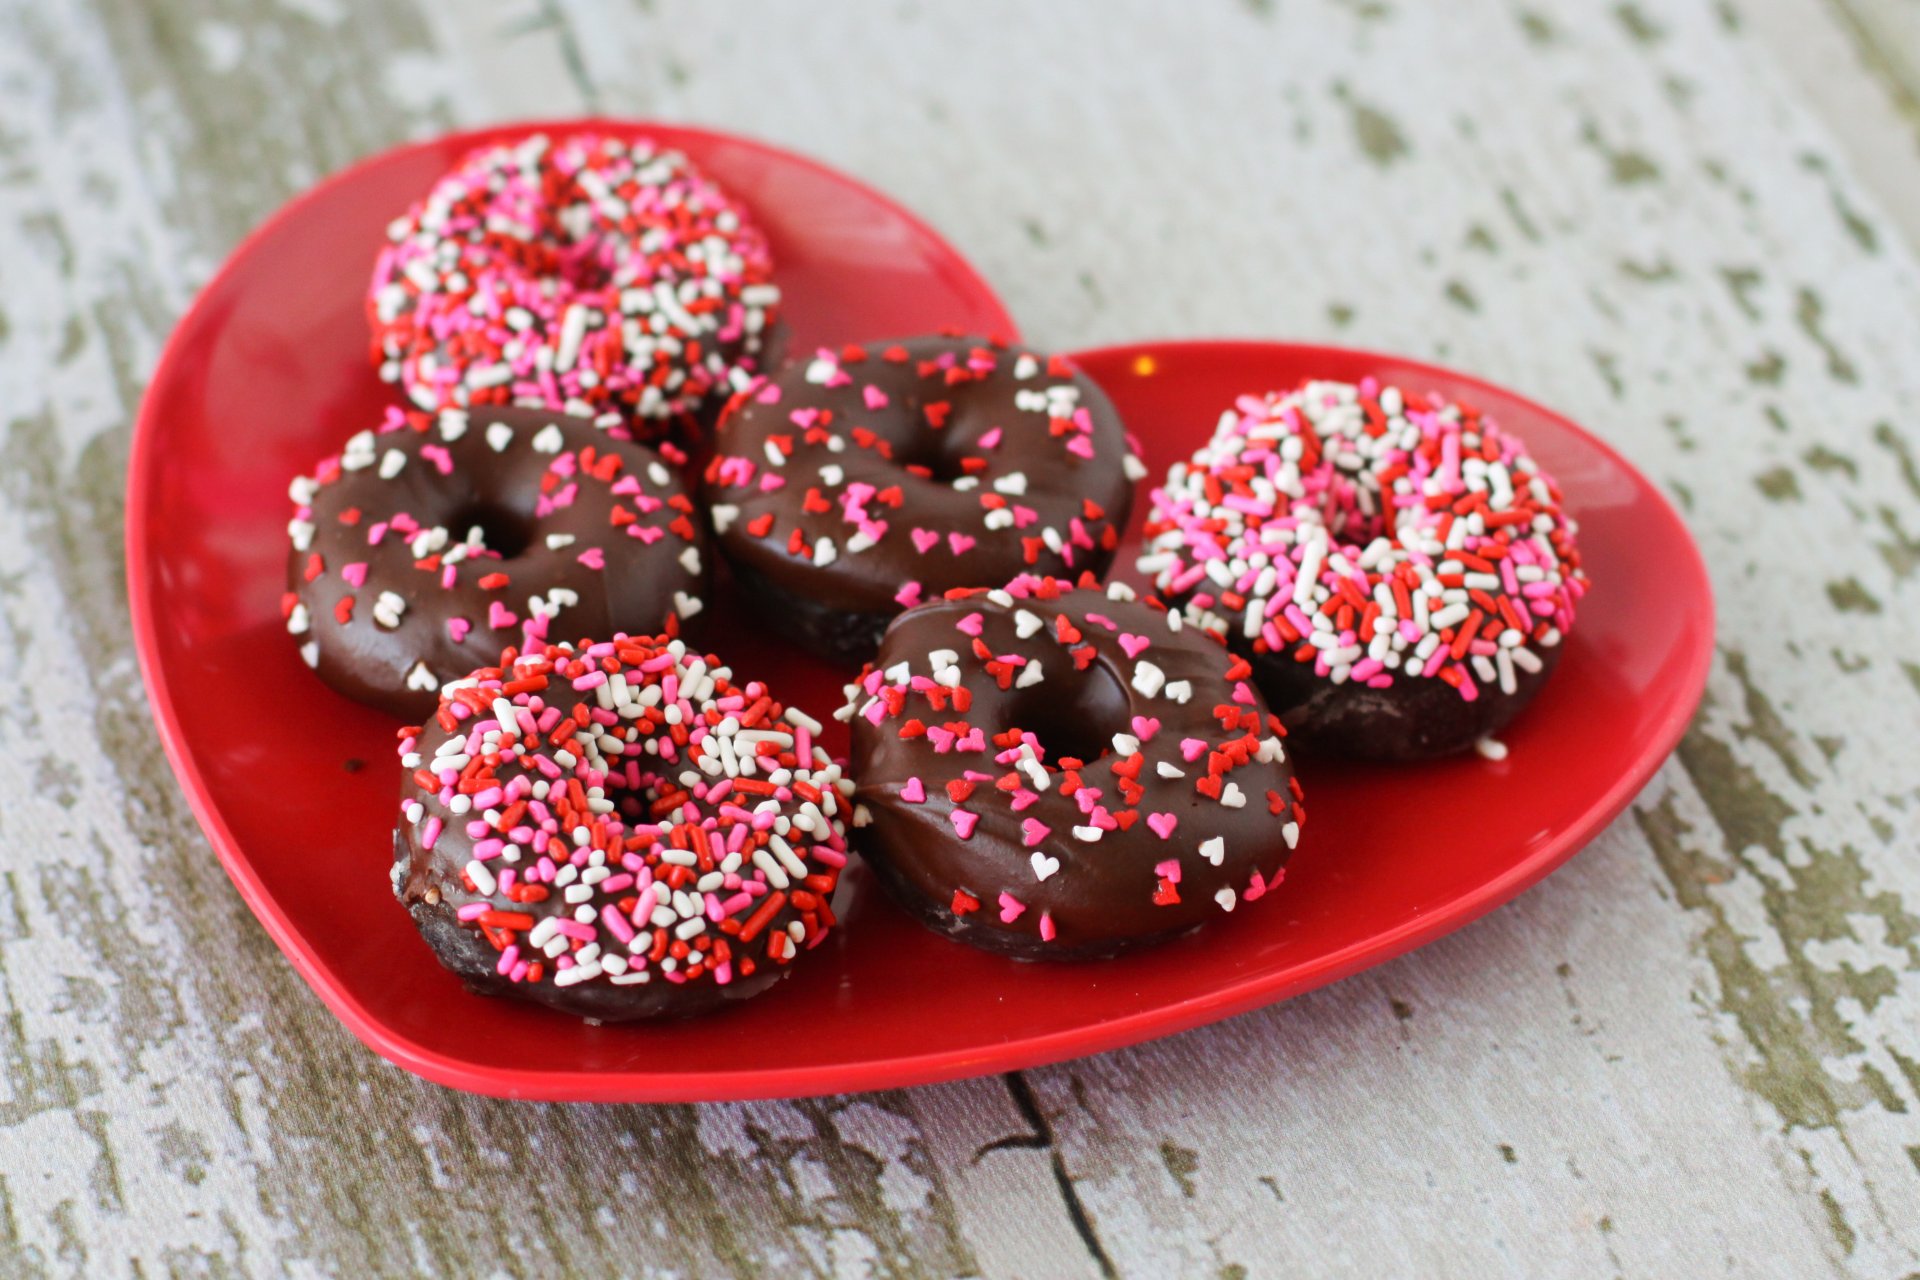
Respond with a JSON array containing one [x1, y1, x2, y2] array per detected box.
[[841, 576, 1304, 960], [286, 406, 706, 719], [1138, 379, 1587, 761], [704, 336, 1144, 664], [393, 635, 851, 1021]]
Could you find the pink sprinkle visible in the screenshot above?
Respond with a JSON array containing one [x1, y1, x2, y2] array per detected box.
[[895, 581, 924, 608], [1147, 812, 1178, 840], [1155, 858, 1182, 882], [863, 385, 890, 410], [1022, 818, 1051, 846], [998, 893, 1027, 923], [1181, 737, 1209, 762], [901, 777, 926, 803], [488, 601, 518, 630], [1130, 715, 1161, 741], [911, 528, 939, 554], [577, 546, 606, 570], [955, 612, 984, 637], [950, 809, 979, 839], [1118, 633, 1151, 659], [1038, 912, 1056, 942], [948, 532, 976, 554], [1066, 435, 1094, 459], [341, 562, 369, 588], [978, 427, 1002, 450]]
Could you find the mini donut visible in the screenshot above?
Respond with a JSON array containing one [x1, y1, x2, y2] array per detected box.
[[368, 132, 781, 438], [393, 633, 851, 1022], [840, 574, 1303, 960], [286, 405, 706, 719], [1137, 378, 1588, 760], [704, 335, 1145, 663]]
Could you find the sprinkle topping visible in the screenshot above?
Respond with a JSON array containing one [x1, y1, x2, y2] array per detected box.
[[396, 634, 850, 995], [369, 133, 780, 436], [1137, 379, 1587, 700]]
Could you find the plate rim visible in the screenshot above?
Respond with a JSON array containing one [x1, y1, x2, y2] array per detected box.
[[127, 125, 1713, 1100]]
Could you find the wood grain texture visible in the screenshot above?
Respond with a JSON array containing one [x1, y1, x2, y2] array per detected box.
[[0, 0, 1916, 1275]]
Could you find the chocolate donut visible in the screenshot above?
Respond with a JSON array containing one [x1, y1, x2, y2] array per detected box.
[[393, 634, 851, 1022], [286, 405, 706, 719], [704, 336, 1145, 663], [840, 575, 1303, 960], [1137, 379, 1588, 760], [368, 132, 782, 439]]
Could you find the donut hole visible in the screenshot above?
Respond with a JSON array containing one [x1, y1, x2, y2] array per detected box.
[[896, 431, 982, 485], [447, 500, 535, 560], [1007, 659, 1132, 768]]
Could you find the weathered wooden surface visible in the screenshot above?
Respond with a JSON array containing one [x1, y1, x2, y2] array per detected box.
[[1, 0, 1917, 1275]]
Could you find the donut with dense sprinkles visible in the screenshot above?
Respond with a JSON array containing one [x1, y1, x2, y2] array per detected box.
[[393, 633, 850, 1021], [840, 575, 1302, 960], [705, 335, 1145, 663], [1137, 378, 1587, 760], [368, 132, 781, 438], [286, 405, 706, 719]]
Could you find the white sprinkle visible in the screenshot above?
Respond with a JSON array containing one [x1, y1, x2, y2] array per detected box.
[[486, 422, 514, 452], [1475, 735, 1510, 761], [531, 423, 565, 453], [1132, 660, 1166, 697], [1199, 836, 1225, 865]]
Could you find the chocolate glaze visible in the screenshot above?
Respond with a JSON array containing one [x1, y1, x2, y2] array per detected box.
[[287, 406, 705, 719], [705, 336, 1142, 663], [843, 577, 1304, 960]]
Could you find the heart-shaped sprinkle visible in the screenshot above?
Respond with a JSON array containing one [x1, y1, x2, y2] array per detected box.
[[1118, 633, 1150, 659], [1199, 836, 1226, 866], [863, 385, 889, 410], [1147, 812, 1178, 840], [998, 893, 1026, 923], [1038, 911, 1056, 941], [1030, 851, 1060, 881], [1022, 818, 1051, 846], [948, 532, 977, 555], [901, 777, 925, 803], [1014, 609, 1043, 639], [911, 529, 939, 554], [1131, 715, 1162, 741], [1154, 858, 1181, 882], [447, 617, 471, 643], [895, 581, 923, 607], [340, 562, 368, 587], [950, 809, 978, 839], [1181, 737, 1209, 762], [487, 601, 517, 630], [956, 612, 984, 636], [576, 546, 605, 570]]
